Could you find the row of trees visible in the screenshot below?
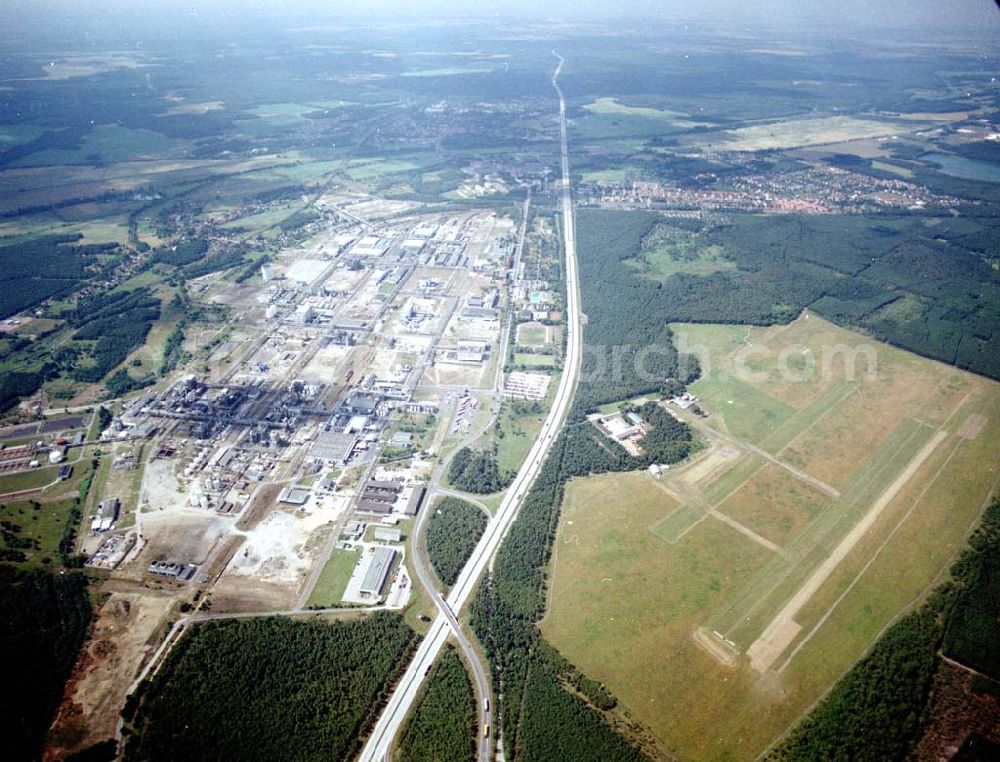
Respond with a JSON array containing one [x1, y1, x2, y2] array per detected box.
[[469, 398, 694, 760]]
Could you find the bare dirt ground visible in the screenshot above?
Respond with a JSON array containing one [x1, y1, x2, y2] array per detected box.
[[693, 627, 738, 669], [45, 589, 178, 759], [208, 574, 298, 613], [915, 661, 1000, 761], [677, 443, 739, 488], [213, 498, 346, 611]]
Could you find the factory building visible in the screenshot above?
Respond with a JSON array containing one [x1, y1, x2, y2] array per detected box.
[[360, 546, 396, 598], [91, 498, 120, 533], [374, 527, 402, 543]]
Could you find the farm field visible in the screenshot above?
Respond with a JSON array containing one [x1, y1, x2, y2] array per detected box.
[[541, 315, 999, 759]]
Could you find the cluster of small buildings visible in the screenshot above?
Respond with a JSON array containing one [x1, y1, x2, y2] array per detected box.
[[588, 409, 649, 456], [147, 560, 199, 582], [357, 478, 425, 517], [86, 532, 134, 570], [580, 162, 965, 215], [595, 411, 645, 442], [668, 391, 706, 416], [90, 498, 120, 533]]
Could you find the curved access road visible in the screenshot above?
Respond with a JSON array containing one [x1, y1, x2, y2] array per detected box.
[[358, 50, 582, 762]]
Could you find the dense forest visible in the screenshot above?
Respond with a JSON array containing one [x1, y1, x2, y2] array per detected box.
[[425, 497, 488, 588], [577, 209, 1000, 380], [447, 447, 512, 494], [0, 234, 115, 319], [942, 500, 1000, 680], [0, 566, 92, 760], [123, 613, 416, 762], [151, 239, 208, 267], [66, 288, 160, 384], [397, 647, 476, 762], [771, 497, 1000, 760], [574, 209, 700, 411]]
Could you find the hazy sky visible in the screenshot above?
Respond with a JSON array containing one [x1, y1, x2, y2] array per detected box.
[[4, 0, 999, 40]]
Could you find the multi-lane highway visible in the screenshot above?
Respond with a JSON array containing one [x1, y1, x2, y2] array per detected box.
[[358, 51, 582, 762]]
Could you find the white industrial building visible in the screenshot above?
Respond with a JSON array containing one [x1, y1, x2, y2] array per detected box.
[[359, 546, 396, 598]]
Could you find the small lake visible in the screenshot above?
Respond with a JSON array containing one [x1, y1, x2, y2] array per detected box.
[[923, 152, 1000, 183]]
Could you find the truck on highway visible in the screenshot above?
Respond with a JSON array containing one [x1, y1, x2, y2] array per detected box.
[[483, 697, 489, 712]]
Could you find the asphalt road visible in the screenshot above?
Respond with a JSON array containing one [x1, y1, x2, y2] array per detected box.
[[358, 51, 582, 762]]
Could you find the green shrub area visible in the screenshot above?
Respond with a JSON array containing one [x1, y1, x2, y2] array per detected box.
[[397, 647, 476, 762], [771, 497, 1000, 760], [426, 497, 488, 588], [279, 207, 321, 231], [447, 447, 512, 494], [181, 248, 248, 279], [66, 288, 160, 383], [771, 608, 940, 761], [0, 566, 92, 761], [575, 209, 699, 411], [123, 613, 416, 762], [0, 370, 47, 413]]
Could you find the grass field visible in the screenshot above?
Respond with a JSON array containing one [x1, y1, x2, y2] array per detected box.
[[514, 353, 555, 367], [0, 457, 95, 566], [306, 548, 360, 608], [688, 115, 914, 151], [515, 321, 550, 348], [625, 226, 735, 281], [0, 465, 62, 495], [542, 315, 1000, 759], [344, 159, 419, 182], [582, 98, 711, 130], [580, 167, 648, 183]]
